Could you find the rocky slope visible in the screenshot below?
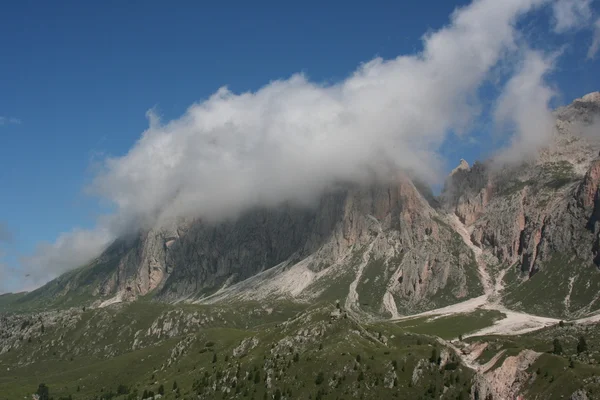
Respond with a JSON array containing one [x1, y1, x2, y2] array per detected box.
[[16, 176, 483, 317], [441, 92, 600, 318]]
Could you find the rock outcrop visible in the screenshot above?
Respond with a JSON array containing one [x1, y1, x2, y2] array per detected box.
[[471, 350, 540, 400]]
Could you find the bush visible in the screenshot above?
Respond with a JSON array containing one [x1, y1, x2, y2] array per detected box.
[[117, 384, 129, 395], [444, 362, 459, 371], [36, 383, 50, 400], [430, 348, 440, 364], [553, 338, 563, 355], [315, 372, 325, 385], [254, 370, 261, 384], [577, 336, 588, 354]]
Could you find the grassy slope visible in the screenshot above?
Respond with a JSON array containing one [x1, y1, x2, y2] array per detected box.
[[503, 254, 600, 319], [465, 321, 600, 399], [394, 310, 506, 340], [0, 301, 475, 400]]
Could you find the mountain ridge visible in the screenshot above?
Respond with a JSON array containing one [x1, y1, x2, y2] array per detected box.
[[7, 91, 600, 322]]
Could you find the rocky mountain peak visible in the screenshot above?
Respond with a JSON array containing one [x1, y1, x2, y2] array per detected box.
[[450, 159, 470, 176], [578, 91, 600, 104]]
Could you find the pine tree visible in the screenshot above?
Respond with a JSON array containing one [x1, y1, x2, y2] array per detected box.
[[577, 336, 588, 354], [254, 370, 261, 384], [212, 353, 218, 363], [553, 338, 563, 355], [315, 371, 325, 385], [36, 383, 50, 400], [430, 347, 439, 364], [173, 380, 178, 391], [158, 384, 165, 395]]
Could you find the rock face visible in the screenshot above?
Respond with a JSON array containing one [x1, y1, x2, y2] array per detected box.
[[20, 92, 600, 319], [471, 350, 540, 400], [441, 92, 600, 318], [23, 174, 482, 316]]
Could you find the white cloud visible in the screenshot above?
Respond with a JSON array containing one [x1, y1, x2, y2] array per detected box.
[[493, 50, 557, 163], [588, 18, 600, 59], [0, 222, 12, 243], [19, 228, 112, 288], [89, 0, 550, 233], [552, 0, 593, 32], [0, 116, 21, 126]]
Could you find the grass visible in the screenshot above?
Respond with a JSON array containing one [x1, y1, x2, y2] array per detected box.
[[540, 161, 577, 189], [394, 310, 506, 340], [356, 258, 389, 315], [0, 302, 476, 400], [503, 254, 600, 319], [0, 292, 27, 311], [4, 296, 600, 399]]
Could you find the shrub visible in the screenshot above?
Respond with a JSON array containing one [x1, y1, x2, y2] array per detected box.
[[577, 336, 588, 354], [315, 372, 325, 385], [553, 338, 563, 355]]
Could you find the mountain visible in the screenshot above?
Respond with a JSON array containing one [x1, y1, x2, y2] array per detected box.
[[443, 92, 600, 318], [12, 93, 600, 322], [15, 176, 483, 317], [3, 92, 600, 400]]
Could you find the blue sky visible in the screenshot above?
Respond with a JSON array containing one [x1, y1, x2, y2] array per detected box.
[[1, 0, 599, 292]]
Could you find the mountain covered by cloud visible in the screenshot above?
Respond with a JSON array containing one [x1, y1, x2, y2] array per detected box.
[[11, 0, 600, 293]]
